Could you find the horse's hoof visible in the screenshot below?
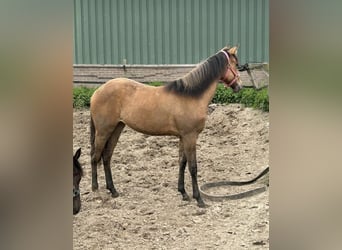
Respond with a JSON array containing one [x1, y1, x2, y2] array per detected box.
[[92, 184, 98, 191], [197, 200, 206, 208], [111, 191, 119, 198], [182, 193, 191, 201]]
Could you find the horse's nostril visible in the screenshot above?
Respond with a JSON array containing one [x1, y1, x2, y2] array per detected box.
[[233, 85, 242, 93]]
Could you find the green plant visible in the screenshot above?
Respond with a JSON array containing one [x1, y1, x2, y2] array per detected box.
[[212, 84, 269, 112], [253, 88, 269, 111], [73, 87, 97, 108], [148, 81, 164, 87], [240, 88, 257, 107], [73, 83, 269, 112]]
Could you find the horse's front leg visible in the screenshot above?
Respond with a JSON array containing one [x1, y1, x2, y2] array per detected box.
[[178, 139, 190, 201], [188, 153, 205, 207], [183, 135, 205, 208], [91, 157, 98, 191]]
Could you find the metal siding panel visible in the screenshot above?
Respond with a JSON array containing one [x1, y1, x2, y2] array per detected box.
[[81, 0, 90, 64], [239, 0, 247, 64], [89, 0, 97, 63], [110, 0, 119, 64], [132, 0, 140, 63], [200, 0, 208, 60], [177, 0, 185, 63], [74, 0, 269, 65], [139, 0, 148, 64], [256, 1, 263, 62], [162, 0, 170, 64], [253, 1, 258, 62], [248, 0, 255, 63], [126, 0, 132, 63], [262, 0, 267, 62], [160, 0, 165, 63], [233, 0, 239, 46], [227, 0, 233, 55], [73, 0, 76, 63], [184, 0, 191, 63], [208, 1, 215, 56], [220, 0, 227, 48], [173, 0, 178, 63], [103, 0, 111, 64], [237, 0, 242, 51], [74, 0, 82, 64], [125, 0, 133, 64], [96, 0, 105, 64], [263, 0, 269, 62], [216, 0, 223, 51], [118, 0, 125, 63], [94, 1, 99, 63], [147, 0, 155, 64], [155, 0, 163, 64], [192, 0, 200, 62], [214, 0, 219, 50], [210, 0, 215, 52], [153, 0, 158, 63], [229, 0, 233, 45], [170, 0, 178, 64]]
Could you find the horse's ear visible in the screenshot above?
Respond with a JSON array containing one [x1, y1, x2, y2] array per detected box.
[[222, 45, 231, 51], [228, 46, 238, 55], [74, 148, 81, 160]]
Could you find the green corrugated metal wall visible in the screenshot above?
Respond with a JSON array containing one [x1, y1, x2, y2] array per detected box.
[[74, 0, 268, 65]]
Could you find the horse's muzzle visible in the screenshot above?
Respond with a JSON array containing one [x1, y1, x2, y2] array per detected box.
[[232, 82, 243, 93], [73, 193, 81, 215]]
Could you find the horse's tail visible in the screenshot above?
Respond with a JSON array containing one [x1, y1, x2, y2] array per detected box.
[[90, 114, 96, 162]]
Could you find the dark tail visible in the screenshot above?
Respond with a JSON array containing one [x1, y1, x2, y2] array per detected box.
[[90, 115, 96, 163]]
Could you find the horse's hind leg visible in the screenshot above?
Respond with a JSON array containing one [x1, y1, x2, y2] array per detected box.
[[90, 113, 117, 191], [183, 134, 205, 208], [91, 133, 110, 191], [102, 122, 125, 197], [178, 139, 190, 201]]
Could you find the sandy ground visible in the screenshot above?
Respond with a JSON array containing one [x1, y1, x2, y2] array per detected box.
[[73, 104, 269, 249]]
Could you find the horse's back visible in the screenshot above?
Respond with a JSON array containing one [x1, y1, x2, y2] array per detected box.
[[92, 78, 139, 106], [90, 78, 160, 125], [93, 77, 141, 96]]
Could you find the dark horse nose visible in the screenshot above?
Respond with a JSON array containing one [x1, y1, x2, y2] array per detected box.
[[73, 209, 80, 215], [233, 84, 243, 93], [73, 197, 81, 215], [73, 205, 80, 215]]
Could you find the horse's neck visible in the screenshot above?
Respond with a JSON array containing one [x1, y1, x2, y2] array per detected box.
[[202, 81, 219, 106]]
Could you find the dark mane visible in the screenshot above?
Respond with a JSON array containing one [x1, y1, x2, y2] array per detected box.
[[164, 52, 227, 97], [73, 157, 83, 176]]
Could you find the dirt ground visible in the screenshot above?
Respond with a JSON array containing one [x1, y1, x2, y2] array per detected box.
[[73, 104, 269, 249]]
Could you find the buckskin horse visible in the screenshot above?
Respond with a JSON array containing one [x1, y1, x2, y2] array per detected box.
[[90, 46, 242, 207]]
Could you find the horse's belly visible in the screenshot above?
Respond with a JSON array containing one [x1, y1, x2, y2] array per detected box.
[[121, 108, 178, 136], [124, 119, 178, 136], [128, 124, 178, 136]]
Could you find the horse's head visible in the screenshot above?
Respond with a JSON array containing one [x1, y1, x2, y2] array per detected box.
[[220, 46, 242, 93], [73, 148, 83, 215]]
